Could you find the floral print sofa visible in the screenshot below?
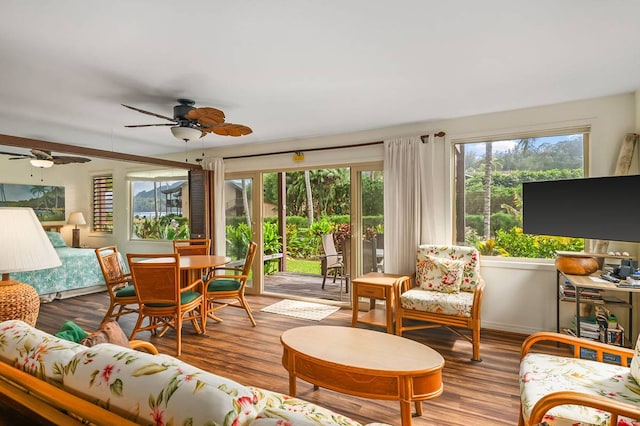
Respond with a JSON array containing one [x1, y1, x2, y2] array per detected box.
[[519, 331, 640, 426], [0, 320, 388, 426]]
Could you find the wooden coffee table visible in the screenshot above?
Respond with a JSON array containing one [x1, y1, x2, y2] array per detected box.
[[281, 325, 444, 425]]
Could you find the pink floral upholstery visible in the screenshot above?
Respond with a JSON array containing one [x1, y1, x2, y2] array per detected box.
[[0, 320, 387, 426], [416, 255, 465, 293], [520, 353, 640, 425], [0, 320, 85, 384], [417, 245, 481, 292]]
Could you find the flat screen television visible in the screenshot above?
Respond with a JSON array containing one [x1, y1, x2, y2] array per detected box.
[[522, 174, 640, 243]]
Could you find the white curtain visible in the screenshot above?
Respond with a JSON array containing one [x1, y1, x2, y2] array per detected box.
[[383, 135, 446, 275], [201, 157, 226, 256]]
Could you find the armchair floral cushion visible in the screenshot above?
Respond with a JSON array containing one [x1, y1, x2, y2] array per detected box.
[[418, 245, 480, 292], [416, 255, 465, 293], [520, 352, 640, 425], [399, 288, 474, 317]]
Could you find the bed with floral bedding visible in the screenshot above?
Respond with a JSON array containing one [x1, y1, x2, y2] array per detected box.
[[10, 230, 106, 301]]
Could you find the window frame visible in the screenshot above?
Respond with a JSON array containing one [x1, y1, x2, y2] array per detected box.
[[452, 126, 590, 258], [92, 175, 114, 233]]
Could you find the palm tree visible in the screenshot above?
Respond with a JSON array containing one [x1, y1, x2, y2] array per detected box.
[[304, 170, 313, 226], [30, 185, 46, 208], [483, 142, 492, 239]]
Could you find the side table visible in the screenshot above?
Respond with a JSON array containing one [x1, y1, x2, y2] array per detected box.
[[351, 272, 411, 334]]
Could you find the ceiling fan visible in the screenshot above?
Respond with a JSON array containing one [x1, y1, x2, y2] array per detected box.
[[122, 98, 253, 141], [0, 149, 91, 168]]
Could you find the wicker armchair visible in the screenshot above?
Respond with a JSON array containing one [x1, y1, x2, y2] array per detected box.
[[519, 332, 640, 425], [395, 244, 485, 361]]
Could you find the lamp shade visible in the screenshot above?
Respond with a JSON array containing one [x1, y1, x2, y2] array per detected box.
[[171, 125, 203, 141], [68, 211, 86, 226], [0, 207, 61, 274]]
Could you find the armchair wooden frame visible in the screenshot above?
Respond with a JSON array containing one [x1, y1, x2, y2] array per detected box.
[[95, 246, 138, 324], [519, 332, 640, 426], [127, 253, 207, 356], [395, 276, 485, 362], [205, 241, 258, 327]]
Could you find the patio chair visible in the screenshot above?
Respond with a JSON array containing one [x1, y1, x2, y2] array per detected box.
[[95, 246, 138, 324], [321, 234, 346, 292], [395, 244, 485, 361]]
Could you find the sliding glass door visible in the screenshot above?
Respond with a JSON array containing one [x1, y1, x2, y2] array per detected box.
[[224, 173, 261, 292]]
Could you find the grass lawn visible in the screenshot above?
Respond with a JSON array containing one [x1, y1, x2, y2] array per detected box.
[[286, 258, 321, 275]]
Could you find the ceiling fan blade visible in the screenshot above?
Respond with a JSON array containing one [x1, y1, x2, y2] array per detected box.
[[52, 156, 91, 164], [187, 107, 226, 126], [125, 123, 176, 128], [31, 149, 53, 159], [0, 151, 32, 159], [204, 123, 253, 137], [121, 104, 176, 122]]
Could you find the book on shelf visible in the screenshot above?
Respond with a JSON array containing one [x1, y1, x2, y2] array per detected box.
[[560, 282, 603, 300]]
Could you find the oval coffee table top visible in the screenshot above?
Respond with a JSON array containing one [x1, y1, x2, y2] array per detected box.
[[281, 325, 444, 373]]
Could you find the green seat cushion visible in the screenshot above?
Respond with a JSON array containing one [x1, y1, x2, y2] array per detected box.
[[207, 279, 242, 292], [146, 291, 201, 307], [115, 285, 136, 298]]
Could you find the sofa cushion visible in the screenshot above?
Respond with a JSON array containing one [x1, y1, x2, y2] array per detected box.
[[399, 288, 474, 317], [0, 320, 85, 385], [249, 386, 364, 426], [63, 343, 259, 425], [416, 255, 464, 293], [520, 352, 640, 425]]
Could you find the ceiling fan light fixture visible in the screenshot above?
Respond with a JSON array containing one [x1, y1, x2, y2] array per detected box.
[[171, 125, 203, 142], [30, 159, 54, 168]]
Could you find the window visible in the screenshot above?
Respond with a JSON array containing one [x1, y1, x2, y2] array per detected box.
[[129, 170, 189, 240], [92, 175, 113, 233], [454, 129, 588, 258]]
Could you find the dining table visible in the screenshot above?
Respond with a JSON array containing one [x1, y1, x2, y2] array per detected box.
[[178, 255, 231, 285]]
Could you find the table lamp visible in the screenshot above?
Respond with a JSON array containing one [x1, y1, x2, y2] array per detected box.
[[0, 207, 62, 326], [522, 175, 640, 275], [68, 211, 86, 248]]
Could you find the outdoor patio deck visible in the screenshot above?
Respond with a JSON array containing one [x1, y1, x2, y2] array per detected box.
[[262, 271, 349, 302]]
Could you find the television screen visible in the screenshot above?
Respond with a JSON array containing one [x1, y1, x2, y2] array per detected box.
[[522, 175, 640, 243]]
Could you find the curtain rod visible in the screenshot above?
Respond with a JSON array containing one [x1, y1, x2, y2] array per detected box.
[[223, 131, 446, 160]]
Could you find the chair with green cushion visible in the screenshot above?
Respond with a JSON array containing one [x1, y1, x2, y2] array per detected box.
[[95, 246, 138, 324], [205, 241, 258, 327], [126, 253, 206, 356]]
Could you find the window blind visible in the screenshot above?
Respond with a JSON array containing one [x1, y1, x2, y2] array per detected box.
[[92, 175, 113, 233]]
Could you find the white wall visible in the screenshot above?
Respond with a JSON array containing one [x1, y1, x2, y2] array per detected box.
[[2, 92, 637, 336]]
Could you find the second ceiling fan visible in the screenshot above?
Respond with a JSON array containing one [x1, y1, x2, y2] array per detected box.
[[122, 99, 253, 141]]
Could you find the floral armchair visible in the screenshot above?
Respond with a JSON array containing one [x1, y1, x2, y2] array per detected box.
[[395, 244, 485, 361], [519, 331, 640, 425]]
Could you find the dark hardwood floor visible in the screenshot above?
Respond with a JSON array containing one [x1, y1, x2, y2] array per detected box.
[[15, 291, 568, 425]]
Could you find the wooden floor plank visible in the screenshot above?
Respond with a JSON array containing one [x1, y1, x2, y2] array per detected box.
[[0, 291, 572, 425]]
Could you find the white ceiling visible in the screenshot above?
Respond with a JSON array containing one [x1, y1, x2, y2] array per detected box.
[[1, 1, 639, 158]]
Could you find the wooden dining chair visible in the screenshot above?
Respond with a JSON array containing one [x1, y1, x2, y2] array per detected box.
[[173, 238, 212, 281], [126, 253, 207, 356], [173, 238, 211, 256], [95, 246, 138, 324], [205, 241, 258, 327]]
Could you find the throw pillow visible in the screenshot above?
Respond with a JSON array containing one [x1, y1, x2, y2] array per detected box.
[[45, 231, 67, 248], [81, 320, 131, 348], [416, 255, 465, 293]]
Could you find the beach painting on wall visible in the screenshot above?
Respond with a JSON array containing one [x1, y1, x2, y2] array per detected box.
[[0, 183, 65, 221]]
